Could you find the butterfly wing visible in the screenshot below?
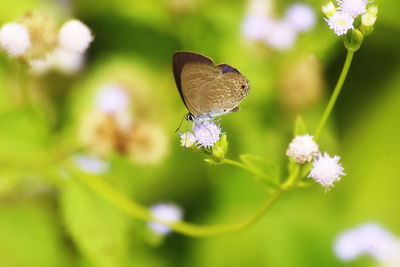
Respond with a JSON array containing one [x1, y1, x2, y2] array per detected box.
[[173, 52, 250, 118], [172, 52, 213, 115]]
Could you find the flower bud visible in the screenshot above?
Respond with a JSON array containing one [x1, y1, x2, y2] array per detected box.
[[211, 134, 228, 162], [344, 29, 364, 52], [361, 13, 377, 27], [322, 2, 336, 18], [367, 5, 378, 16]]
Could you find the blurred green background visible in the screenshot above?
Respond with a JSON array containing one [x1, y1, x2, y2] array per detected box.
[[0, 0, 399, 266]]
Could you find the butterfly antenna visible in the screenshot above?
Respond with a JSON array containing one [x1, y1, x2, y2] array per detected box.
[[175, 114, 187, 133]]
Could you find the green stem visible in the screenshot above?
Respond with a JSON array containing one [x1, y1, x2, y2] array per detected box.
[[314, 50, 355, 140], [222, 158, 281, 189], [75, 172, 284, 237]]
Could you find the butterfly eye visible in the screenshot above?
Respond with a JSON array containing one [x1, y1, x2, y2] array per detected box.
[[241, 85, 246, 89]]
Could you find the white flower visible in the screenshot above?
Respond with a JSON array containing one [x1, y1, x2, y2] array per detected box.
[[264, 21, 297, 50], [286, 134, 319, 164], [338, 0, 369, 18], [334, 223, 400, 265], [180, 132, 196, 148], [193, 121, 221, 148], [148, 203, 183, 235], [74, 155, 109, 174], [326, 11, 354, 36], [242, 15, 272, 41], [308, 152, 345, 190], [96, 83, 130, 114], [0, 23, 31, 57], [284, 4, 316, 32], [53, 48, 85, 74], [59, 19, 93, 53]]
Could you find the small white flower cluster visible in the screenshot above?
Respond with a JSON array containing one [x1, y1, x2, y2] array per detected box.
[[180, 120, 222, 149], [286, 134, 345, 190], [148, 203, 183, 236], [323, 0, 377, 36], [0, 17, 92, 74], [242, 0, 316, 50], [334, 223, 400, 266], [30, 20, 93, 74]]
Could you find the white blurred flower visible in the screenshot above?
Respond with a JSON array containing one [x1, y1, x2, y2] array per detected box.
[[53, 48, 85, 74], [326, 11, 354, 36], [334, 223, 400, 266], [308, 152, 345, 190], [59, 19, 93, 53], [242, 0, 274, 41], [193, 121, 221, 148], [74, 155, 109, 174], [96, 83, 130, 114], [180, 132, 196, 148], [29, 56, 53, 75], [0, 23, 31, 57], [284, 3, 316, 32], [148, 203, 183, 235], [338, 0, 369, 18], [264, 21, 297, 50], [242, 15, 272, 41], [286, 134, 319, 164]]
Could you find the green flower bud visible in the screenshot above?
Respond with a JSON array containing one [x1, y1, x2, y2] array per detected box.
[[322, 2, 336, 18], [344, 29, 364, 52]]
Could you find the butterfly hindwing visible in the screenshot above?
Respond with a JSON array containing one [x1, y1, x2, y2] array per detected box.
[[172, 51, 250, 119]]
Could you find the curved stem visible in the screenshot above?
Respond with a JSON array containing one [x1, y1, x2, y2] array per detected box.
[[222, 158, 281, 189], [314, 50, 355, 140], [75, 172, 284, 237]]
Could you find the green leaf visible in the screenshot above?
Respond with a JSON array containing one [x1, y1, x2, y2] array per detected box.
[[60, 174, 129, 267], [293, 115, 307, 136]]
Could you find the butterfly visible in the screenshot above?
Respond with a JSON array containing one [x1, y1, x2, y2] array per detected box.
[[172, 51, 250, 123]]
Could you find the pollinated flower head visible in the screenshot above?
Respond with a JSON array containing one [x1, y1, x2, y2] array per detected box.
[[148, 203, 183, 235], [128, 123, 169, 165], [286, 134, 319, 164], [59, 19, 93, 53], [338, 0, 369, 18], [308, 152, 345, 190], [0, 23, 31, 57], [20, 13, 58, 59], [193, 121, 221, 148], [326, 11, 354, 36]]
